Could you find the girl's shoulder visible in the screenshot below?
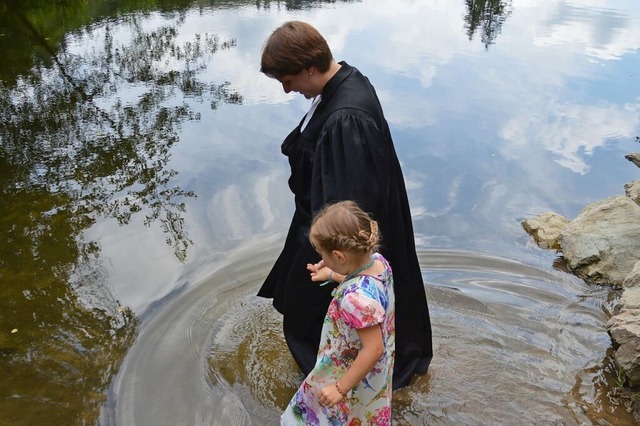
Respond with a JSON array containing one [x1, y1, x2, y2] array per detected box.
[[372, 252, 392, 274], [336, 253, 390, 294], [341, 260, 391, 299]]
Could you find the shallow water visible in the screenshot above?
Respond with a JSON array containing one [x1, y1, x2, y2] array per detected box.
[[2, 0, 639, 424], [104, 236, 634, 425]]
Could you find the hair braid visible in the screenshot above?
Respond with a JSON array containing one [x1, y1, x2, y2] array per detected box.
[[309, 201, 381, 255]]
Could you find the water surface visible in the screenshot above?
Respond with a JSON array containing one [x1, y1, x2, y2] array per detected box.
[[1, 0, 639, 424]]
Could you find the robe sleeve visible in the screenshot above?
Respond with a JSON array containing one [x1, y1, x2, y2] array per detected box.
[[310, 109, 389, 216]]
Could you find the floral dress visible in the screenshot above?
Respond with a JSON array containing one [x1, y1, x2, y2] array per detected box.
[[281, 253, 396, 425]]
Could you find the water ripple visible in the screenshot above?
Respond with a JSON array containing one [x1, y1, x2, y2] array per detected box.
[[104, 241, 635, 425]]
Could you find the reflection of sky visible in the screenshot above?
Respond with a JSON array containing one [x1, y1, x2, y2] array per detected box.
[[74, 1, 640, 311]]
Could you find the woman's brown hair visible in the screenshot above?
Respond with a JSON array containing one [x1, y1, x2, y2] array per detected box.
[[260, 21, 333, 79]]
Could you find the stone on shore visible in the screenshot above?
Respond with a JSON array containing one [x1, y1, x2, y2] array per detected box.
[[559, 195, 640, 287], [614, 261, 640, 313], [521, 212, 569, 250], [624, 261, 640, 289], [625, 180, 640, 205], [609, 263, 640, 385], [607, 308, 640, 387], [522, 175, 640, 391], [625, 153, 640, 169]]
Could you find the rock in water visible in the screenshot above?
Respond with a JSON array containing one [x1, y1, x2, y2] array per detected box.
[[521, 212, 569, 250], [624, 153, 640, 169], [560, 196, 640, 287]]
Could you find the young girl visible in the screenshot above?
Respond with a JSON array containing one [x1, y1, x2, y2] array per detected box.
[[281, 200, 395, 425]]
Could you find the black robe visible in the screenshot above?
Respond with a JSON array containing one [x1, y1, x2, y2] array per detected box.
[[258, 62, 432, 389]]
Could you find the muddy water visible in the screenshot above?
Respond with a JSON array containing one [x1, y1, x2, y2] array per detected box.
[[106, 236, 634, 425]]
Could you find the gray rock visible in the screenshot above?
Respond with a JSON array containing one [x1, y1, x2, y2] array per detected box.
[[614, 263, 640, 313], [617, 288, 640, 312], [625, 153, 640, 169], [521, 212, 569, 250], [625, 180, 640, 206], [607, 309, 640, 387], [560, 196, 640, 287], [624, 261, 640, 289], [522, 168, 640, 392], [609, 264, 640, 388]]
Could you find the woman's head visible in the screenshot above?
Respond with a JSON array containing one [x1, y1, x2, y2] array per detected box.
[[260, 21, 333, 79], [309, 201, 380, 258]]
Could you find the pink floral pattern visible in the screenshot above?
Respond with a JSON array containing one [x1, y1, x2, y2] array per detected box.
[[281, 253, 395, 425]]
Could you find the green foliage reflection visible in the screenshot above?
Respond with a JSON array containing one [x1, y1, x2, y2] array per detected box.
[[1, 7, 243, 262], [0, 2, 243, 424], [464, 0, 512, 49]]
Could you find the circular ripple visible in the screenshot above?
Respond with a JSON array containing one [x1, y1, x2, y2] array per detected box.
[[108, 242, 636, 425]]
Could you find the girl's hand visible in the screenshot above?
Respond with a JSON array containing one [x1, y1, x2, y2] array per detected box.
[[306, 259, 325, 273], [306, 263, 332, 282], [317, 383, 344, 407]]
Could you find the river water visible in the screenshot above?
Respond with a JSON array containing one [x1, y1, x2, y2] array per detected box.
[[1, 0, 639, 425]]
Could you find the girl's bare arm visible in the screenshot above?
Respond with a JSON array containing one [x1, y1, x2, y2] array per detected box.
[[318, 325, 383, 406]]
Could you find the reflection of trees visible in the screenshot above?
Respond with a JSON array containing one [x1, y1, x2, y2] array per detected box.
[[252, 0, 355, 11], [0, 0, 200, 83], [0, 1, 242, 424], [463, 0, 512, 49], [2, 4, 242, 260]]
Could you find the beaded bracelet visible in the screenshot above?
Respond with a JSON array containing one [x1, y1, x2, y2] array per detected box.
[[335, 382, 348, 400], [320, 271, 335, 287]]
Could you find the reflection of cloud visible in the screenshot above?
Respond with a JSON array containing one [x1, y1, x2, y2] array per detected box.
[[324, 1, 475, 87], [375, 2, 476, 87], [254, 172, 284, 230], [170, 2, 480, 107], [180, 1, 640, 143], [211, 184, 248, 240], [527, 0, 640, 60], [501, 101, 640, 174], [206, 168, 290, 241], [75, 1, 640, 308], [407, 170, 464, 219], [142, 1, 640, 105], [76, 2, 640, 240], [379, 87, 439, 128]]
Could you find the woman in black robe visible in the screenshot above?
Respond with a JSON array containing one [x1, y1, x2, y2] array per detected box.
[[258, 20, 432, 389]]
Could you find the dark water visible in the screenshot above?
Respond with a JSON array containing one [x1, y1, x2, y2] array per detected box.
[[1, 0, 639, 424]]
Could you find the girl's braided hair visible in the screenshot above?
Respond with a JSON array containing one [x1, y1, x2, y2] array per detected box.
[[309, 201, 380, 254]]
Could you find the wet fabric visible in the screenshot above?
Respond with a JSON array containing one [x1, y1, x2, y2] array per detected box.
[[258, 61, 432, 388], [281, 253, 395, 426]]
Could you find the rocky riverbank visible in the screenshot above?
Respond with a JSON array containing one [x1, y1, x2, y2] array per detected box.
[[522, 153, 640, 397]]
